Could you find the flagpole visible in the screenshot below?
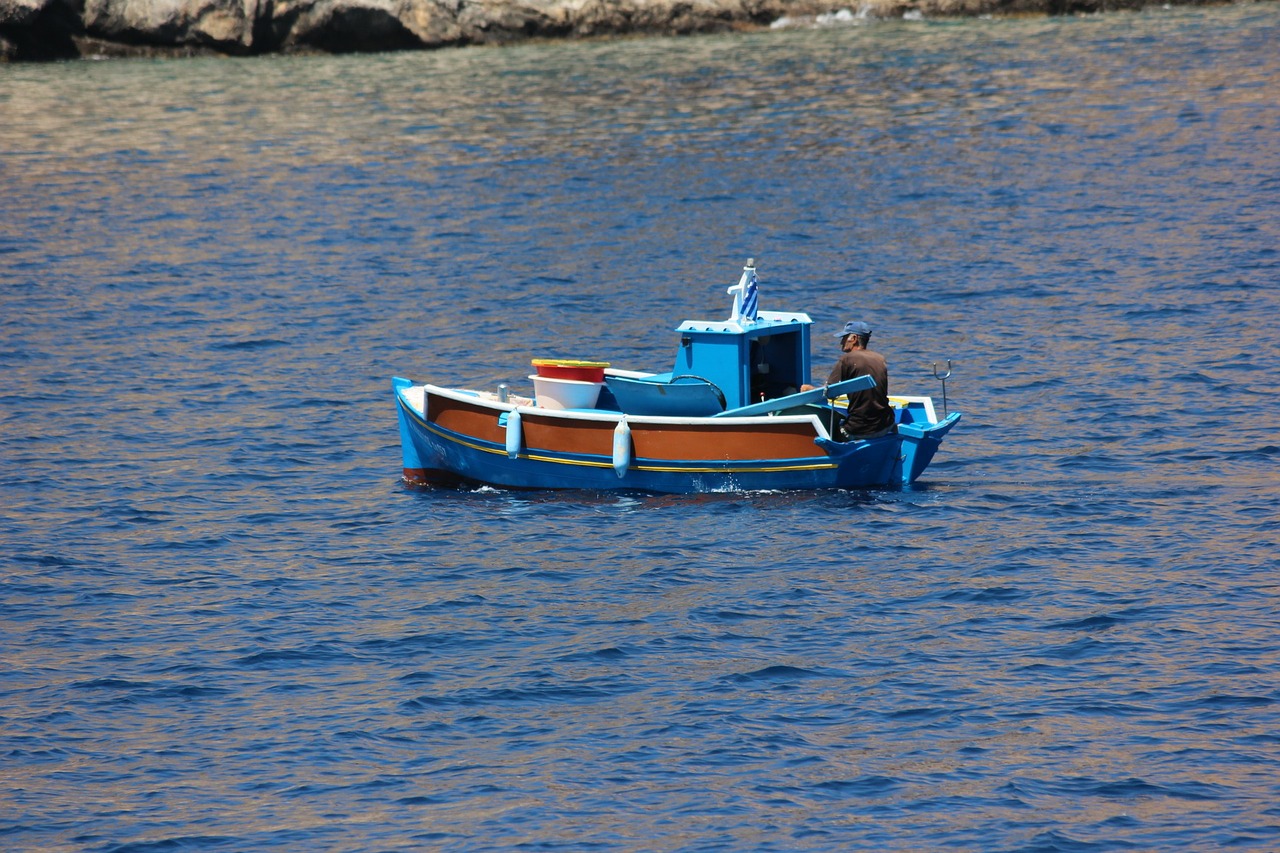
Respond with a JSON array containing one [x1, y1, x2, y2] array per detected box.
[[727, 257, 758, 325], [742, 258, 758, 323]]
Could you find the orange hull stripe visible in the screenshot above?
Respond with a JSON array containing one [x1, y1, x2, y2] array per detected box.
[[411, 393, 834, 472]]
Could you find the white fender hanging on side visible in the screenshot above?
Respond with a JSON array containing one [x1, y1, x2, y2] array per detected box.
[[612, 417, 631, 478], [505, 410, 522, 459]]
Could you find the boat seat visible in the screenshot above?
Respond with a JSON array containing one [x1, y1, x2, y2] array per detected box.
[[604, 374, 726, 417]]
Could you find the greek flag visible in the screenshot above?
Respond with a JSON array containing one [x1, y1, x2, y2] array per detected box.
[[742, 268, 759, 322]]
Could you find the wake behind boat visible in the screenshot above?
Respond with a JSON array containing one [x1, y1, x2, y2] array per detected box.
[[392, 260, 961, 493]]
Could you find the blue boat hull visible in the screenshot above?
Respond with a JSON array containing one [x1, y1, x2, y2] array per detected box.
[[394, 378, 960, 494]]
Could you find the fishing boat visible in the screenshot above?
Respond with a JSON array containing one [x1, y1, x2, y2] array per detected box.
[[392, 260, 961, 493]]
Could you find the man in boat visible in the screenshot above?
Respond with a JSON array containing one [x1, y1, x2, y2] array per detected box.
[[802, 320, 896, 441]]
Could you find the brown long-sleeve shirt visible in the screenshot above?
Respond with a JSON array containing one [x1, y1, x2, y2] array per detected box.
[[826, 349, 895, 437]]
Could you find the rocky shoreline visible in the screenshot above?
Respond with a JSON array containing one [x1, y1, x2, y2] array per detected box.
[[0, 0, 1240, 61]]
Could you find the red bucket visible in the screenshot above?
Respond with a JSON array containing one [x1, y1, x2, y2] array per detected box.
[[531, 358, 610, 383]]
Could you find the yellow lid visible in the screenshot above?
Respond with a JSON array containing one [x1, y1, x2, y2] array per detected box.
[[531, 358, 611, 368]]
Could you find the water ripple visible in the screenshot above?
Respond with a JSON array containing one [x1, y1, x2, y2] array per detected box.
[[2, 5, 1279, 851]]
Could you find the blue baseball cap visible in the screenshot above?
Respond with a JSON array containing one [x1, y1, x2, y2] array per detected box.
[[834, 320, 872, 338]]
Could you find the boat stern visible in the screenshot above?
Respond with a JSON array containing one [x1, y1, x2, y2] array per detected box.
[[896, 411, 962, 485]]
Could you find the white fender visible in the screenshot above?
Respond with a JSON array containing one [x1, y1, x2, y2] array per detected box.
[[505, 410, 522, 459], [612, 417, 631, 478]]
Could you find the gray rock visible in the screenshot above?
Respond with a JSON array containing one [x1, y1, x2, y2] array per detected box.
[[1, 0, 52, 27], [0, 0, 1235, 61], [80, 0, 258, 51], [1, 0, 80, 58]]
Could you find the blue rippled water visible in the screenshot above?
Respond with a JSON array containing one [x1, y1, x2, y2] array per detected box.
[[3, 5, 1279, 850]]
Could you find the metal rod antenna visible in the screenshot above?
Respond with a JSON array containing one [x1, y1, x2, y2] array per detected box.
[[932, 360, 952, 417]]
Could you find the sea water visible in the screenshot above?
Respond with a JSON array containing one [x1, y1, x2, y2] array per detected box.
[[2, 5, 1278, 850]]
